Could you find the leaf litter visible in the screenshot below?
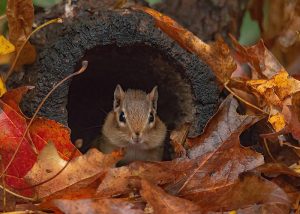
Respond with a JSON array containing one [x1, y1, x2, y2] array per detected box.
[[0, 2, 299, 214]]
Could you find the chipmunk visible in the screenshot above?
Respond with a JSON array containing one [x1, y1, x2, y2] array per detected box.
[[98, 85, 167, 165]]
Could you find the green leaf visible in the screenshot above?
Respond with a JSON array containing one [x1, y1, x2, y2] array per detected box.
[[0, 0, 7, 15], [33, 0, 62, 8], [145, 0, 162, 4], [239, 11, 261, 45]]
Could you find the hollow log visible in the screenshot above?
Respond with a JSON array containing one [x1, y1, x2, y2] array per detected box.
[[21, 9, 220, 152]]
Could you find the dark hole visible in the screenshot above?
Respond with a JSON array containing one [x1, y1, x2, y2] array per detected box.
[[67, 44, 194, 152]]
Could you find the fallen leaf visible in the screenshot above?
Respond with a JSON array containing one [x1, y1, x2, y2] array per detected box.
[[0, 35, 15, 55], [29, 118, 81, 160], [1, 86, 33, 114], [167, 96, 264, 208], [247, 71, 300, 107], [96, 160, 190, 198], [198, 173, 290, 212], [282, 91, 300, 140], [53, 198, 144, 214], [0, 95, 37, 197], [6, 0, 36, 68], [141, 179, 202, 214], [25, 143, 122, 198], [0, 87, 81, 197], [268, 113, 285, 132], [0, 76, 7, 97], [253, 163, 300, 178], [135, 6, 236, 85], [230, 36, 283, 79]]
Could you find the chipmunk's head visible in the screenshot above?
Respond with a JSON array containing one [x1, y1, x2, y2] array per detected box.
[[112, 84, 160, 148]]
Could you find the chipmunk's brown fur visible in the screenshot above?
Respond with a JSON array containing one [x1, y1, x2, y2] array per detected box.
[[99, 85, 167, 164]]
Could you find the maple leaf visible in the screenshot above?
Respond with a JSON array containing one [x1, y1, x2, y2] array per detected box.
[[25, 143, 123, 199], [230, 36, 284, 79], [0, 91, 37, 197], [0, 87, 81, 197], [6, 0, 36, 68], [134, 6, 236, 85]]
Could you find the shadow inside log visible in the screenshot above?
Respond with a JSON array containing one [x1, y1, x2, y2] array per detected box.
[[67, 44, 194, 152]]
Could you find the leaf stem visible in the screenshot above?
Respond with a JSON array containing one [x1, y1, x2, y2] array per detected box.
[[4, 18, 63, 82]]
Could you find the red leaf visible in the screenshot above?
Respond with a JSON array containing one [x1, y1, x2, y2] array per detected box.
[[30, 118, 81, 160], [0, 87, 82, 197], [0, 99, 36, 197]]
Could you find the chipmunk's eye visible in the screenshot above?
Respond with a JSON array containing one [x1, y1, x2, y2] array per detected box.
[[148, 112, 154, 123], [119, 111, 126, 123]]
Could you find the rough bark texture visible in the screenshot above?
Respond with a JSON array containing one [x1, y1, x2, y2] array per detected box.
[[21, 9, 220, 152], [154, 0, 249, 42]]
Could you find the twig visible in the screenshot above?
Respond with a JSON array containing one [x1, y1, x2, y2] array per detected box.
[[4, 18, 63, 82], [1, 156, 6, 212], [263, 138, 276, 162], [0, 61, 88, 180]]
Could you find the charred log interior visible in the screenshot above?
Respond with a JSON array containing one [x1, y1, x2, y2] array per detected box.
[[67, 44, 195, 151], [21, 10, 220, 152]]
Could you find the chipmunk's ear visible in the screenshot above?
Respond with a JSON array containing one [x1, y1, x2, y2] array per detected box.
[[148, 86, 158, 111], [114, 84, 124, 110]]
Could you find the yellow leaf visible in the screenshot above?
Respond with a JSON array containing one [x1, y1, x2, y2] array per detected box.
[[0, 76, 7, 97], [268, 113, 285, 132], [0, 35, 15, 55], [247, 70, 300, 107]]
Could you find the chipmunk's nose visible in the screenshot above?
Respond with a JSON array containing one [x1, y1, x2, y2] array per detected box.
[[132, 132, 142, 144]]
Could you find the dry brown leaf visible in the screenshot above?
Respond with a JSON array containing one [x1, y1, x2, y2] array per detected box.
[[164, 96, 264, 206], [24, 143, 123, 198], [6, 0, 36, 68], [134, 6, 236, 85], [254, 163, 300, 178], [199, 173, 290, 212], [230, 36, 284, 79], [140, 179, 202, 214], [96, 160, 191, 197], [282, 91, 300, 140], [53, 198, 144, 214]]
